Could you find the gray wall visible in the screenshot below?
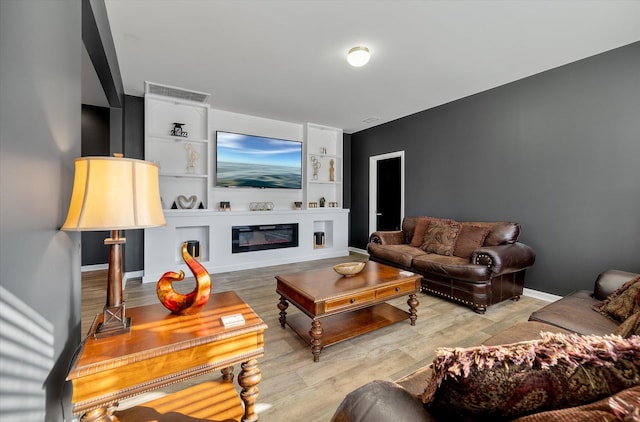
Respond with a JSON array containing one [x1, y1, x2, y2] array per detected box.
[[0, 1, 81, 420], [350, 42, 640, 296]]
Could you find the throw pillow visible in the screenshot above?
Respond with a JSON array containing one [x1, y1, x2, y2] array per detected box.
[[409, 217, 430, 247], [422, 332, 640, 420], [614, 311, 640, 338], [420, 221, 461, 256], [453, 224, 490, 259], [593, 275, 640, 322]]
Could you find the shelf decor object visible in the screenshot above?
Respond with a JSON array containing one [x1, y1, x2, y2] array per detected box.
[[156, 242, 211, 315], [177, 194, 198, 209], [62, 155, 166, 338], [171, 122, 188, 137], [184, 142, 199, 173], [311, 155, 321, 180]]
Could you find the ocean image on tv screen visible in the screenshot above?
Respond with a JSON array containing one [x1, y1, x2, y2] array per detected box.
[[216, 131, 302, 189]]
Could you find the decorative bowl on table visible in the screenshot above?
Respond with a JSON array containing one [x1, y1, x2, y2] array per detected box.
[[333, 262, 365, 277]]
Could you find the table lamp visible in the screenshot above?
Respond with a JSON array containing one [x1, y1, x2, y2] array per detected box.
[[62, 155, 166, 338]]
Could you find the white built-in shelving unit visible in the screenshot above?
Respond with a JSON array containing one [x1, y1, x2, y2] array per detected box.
[[305, 123, 343, 208], [144, 82, 211, 211], [143, 83, 349, 283]]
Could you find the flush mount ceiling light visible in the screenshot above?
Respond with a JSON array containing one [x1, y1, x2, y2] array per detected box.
[[347, 46, 370, 67]]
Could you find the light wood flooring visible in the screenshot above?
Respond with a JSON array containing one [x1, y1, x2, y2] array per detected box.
[[81, 253, 548, 422]]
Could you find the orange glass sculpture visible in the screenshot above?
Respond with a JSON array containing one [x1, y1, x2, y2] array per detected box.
[[156, 242, 211, 315]]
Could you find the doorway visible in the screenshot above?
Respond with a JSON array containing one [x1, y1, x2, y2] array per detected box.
[[369, 151, 405, 235]]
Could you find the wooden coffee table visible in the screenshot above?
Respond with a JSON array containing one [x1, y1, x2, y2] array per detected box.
[[276, 261, 421, 362]]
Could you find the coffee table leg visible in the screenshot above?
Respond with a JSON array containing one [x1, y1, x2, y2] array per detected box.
[[278, 297, 288, 328], [310, 319, 324, 362], [408, 294, 419, 326]]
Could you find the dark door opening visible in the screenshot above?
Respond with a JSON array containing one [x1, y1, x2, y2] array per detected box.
[[376, 156, 402, 231]]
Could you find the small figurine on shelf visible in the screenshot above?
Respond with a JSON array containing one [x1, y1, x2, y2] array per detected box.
[[319, 197, 326, 207], [185, 143, 199, 173], [329, 159, 335, 182], [311, 156, 321, 180], [171, 122, 187, 137]]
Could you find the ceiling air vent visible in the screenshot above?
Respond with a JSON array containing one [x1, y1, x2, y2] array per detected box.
[[145, 81, 210, 103]]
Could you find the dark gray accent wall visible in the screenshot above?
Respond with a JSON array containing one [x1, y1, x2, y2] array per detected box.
[[81, 105, 111, 266], [350, 42, 640, 296], [0, 1, 81, 419], [123, 95, 145, 272]]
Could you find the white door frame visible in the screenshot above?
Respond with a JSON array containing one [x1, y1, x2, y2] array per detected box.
[[369, 151, 405, 236]]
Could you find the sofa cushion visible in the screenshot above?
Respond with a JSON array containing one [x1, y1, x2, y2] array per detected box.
[[528, 290, 620, 335], [453, 224, 489, 259], [512, 386, 640, 422], [420, 220, 461, 256], [593, 275, 640, 322], [413, 254, 491, 282], [614, 311, 640, 338], [422, 332, 640, 420], [367, 243, 428, 268], [409, 217, 431, 247]]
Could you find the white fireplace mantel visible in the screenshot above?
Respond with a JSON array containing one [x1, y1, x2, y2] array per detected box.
[[143, 208, 349, 283]]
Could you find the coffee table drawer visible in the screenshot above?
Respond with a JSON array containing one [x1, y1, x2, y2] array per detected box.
[[324, 291, 376, 311], [376, 280, 418, 299]]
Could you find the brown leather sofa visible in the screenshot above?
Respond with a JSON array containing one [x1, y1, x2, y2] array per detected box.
[[331, 269, 640, 422], [368, 216, 536, 313]]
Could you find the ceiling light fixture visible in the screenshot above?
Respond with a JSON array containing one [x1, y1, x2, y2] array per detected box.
[[347, 46, 370, 67]]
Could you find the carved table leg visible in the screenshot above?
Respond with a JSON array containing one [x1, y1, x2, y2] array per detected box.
[[277, 297, 288, 328], [309, 319, 324, 362], [238, 359, 261, 422], [407, 294, 419, 326], [80, 405, 118, 422], [221, 365, 234, 382]]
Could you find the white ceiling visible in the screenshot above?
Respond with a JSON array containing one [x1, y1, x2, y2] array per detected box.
[[103, 0, 640, 134]]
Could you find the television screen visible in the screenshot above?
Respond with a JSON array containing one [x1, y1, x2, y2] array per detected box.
[[215, 131, 302, 189]]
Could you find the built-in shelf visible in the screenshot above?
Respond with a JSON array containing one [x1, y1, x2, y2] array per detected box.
[[305, 123, 343, 207], [145, 82, 211, 211]]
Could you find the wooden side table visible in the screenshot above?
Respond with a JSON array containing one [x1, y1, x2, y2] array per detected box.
[[67, 291, 267, 421]]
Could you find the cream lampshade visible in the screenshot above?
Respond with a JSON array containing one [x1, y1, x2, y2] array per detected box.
[[62, 155, 165, 337]]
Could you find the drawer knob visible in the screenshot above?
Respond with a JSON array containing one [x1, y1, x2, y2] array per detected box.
[[395, 287, 401, 292], [350, 298, 356, 304]]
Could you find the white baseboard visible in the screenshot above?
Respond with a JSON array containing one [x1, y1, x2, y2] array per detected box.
[[123, 271, 144, 288], [81, 263, 108, 272], [523, 288, 561, 303], [349, 247, 368, 256]]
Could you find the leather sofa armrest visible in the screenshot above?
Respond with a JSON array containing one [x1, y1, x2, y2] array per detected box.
[[369, 230, 406, 245], [471, 243, 536, 276], [330, 380, 434, 422], [593, 269, 639, 300]]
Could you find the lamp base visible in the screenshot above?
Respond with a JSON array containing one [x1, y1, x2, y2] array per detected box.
[[94, 304, 131, 339]]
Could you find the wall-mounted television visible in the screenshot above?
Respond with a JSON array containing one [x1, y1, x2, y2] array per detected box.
[[215, 131, 302, 189]]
